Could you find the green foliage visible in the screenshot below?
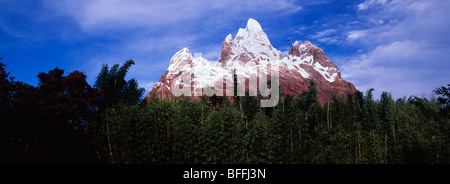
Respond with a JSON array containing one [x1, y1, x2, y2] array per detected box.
[[243, 111, 272, 163], [363, 88, 378, 130], [379, 92, 393, 137], [242, 91, 259, 122], [434, 84, 450, 106], [95, 100, 173, 163], [1, 58, 448, 163], [91, 80, 448, 164], [94, 60, 144, 109], [1, 65, 100, 163], [434, 84, 450, 118]]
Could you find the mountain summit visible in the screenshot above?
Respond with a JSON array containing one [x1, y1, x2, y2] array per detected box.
[[146, 18, 356, 103], [219, 18, 283, 66]]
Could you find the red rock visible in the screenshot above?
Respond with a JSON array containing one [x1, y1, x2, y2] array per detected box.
[[146, 19, 356, 105]]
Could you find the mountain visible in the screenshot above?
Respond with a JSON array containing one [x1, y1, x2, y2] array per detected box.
[[146, 18, 357, 103]]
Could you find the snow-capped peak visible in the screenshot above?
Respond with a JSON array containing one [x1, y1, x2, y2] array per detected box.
[[285, 41, 340, 82], [147, 18, 357, 103], [224, 34, 233, 42], [223, 18, 283, 63], [167, 47, 193, 75], [170, 48, 191, 63], [235, 18, 269, 45], [246, 18, 263, 32]]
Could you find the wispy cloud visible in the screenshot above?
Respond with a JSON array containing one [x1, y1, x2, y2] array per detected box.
[[357, 0, 387, 10], [340, 0, 450, 98], [346, 30, 367, 41], [341, 40, 449, 98], [0, 22, 27, 38], [309, 29, 339, 44], [3, 0, 448, 100], [37, 0, 303, 90], [44, 0, 302, 34], [311, 29, 336, 39]]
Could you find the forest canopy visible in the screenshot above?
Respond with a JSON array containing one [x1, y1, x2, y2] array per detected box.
[[0, 59, 448, 164]]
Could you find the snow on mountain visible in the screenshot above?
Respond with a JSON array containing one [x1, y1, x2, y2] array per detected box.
[[146, 18, 356, 103]]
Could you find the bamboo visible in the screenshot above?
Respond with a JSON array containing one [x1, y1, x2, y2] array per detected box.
[[330, 102, 333, 129], [330, 110, 332, 129], [327, 102, 330, 129], [358, 132, 361, 162], [393, 121, 396, 141], [385, 134, 388, 164], [106, 116, 113, 163], [167, 119, 170, 162], [355, 134, 358, 163], [201, 103, 204, 125], [290, 130, 294, 163], [357, 101, 362, 112], [101, 114, 105, 132], [298, 125, 301, 141]]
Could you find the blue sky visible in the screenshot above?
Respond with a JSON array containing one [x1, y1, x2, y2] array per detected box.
[[1, 0, 449, 99]]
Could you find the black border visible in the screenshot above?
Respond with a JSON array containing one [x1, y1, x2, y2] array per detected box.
[[3, 164, 447, 183]]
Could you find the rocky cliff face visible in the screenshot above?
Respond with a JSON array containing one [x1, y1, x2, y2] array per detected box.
[[146, 18, 357, 104]]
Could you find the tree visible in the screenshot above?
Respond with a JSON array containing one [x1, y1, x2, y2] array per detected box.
[[363, 88, 378, 130], [298, 80, 320, 135], [0, 59, 14, 112], [243, 111, 272, 163], [379, 91, 393, 138], [242, 90, 259, 122], [434, 84, 450, 117], [304, 80, 317, 108], [434, 84, 450, 106], [204, 102, 244, 163], [94, 60, 144, 110], [34, 68, 99, 134], [0, 59, 19, 162], [34, 68, 100, 162], [1, 66, 100, 163]]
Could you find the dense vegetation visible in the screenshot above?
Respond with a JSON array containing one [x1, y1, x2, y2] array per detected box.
[[0, 58, 449, 164]]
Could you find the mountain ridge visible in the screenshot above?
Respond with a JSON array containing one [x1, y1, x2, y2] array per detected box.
[[146, 18, 357, 103]]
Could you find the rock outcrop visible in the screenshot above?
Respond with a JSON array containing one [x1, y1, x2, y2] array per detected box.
[[146, 18, 357, 104]]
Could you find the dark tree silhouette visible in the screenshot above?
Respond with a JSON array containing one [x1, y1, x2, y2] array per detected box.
[[434, 84, 449, 117], [94, 60, 144, 110]]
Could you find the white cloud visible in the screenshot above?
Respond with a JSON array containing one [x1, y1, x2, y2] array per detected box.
[[31, 0, 449, 99], [77, 0, 201, 31], [44, 0, 302, 33], [340, 0, 450, 98], [311, 29, 336, 39], [293, 26, 308, 35], [317, 37, 339, 44], [309, 29, 340, 44], [346, 30, 367, 41], [39, 0, 303, 93], [357, 0, 387, 10], [341, 40, 449, 99]]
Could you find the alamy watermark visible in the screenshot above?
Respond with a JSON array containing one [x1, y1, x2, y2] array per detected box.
[[170, 53, 279, 107]]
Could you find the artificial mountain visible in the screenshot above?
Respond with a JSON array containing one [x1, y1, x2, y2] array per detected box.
[[146, 18, 357, 103]]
